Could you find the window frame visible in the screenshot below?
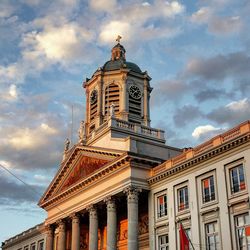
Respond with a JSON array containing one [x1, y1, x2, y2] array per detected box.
[[205, 221, 220, 250], [229, 164, 246, 194], [225, 159, 247, 200], [234, 213, 250, 250], [158, 233, 169, 250], [30, 243, 36, 250], [177, 185, 189, 212], [38, 240, 44, 250], [202, 175, 216, 204], [156, 193, 168, 219]]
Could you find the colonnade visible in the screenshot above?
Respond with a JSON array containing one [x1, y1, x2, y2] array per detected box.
[[45, 186, 141, 250]]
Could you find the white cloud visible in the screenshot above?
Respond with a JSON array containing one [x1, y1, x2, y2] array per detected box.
[[192, 125, 221, 139], [99, 21, 131, 44], [8, 84, 18, 99], [6, 123, 58, 150], [99, 0, 185, 44], [191, 5, 242, 35], [89, 0, 117, 12], [191, 7, 212, 24], [226, 98, 249, 111], [23, 23, 94, 62]]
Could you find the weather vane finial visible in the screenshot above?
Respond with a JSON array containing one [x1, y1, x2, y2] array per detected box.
[[116, 35, 122, 43]]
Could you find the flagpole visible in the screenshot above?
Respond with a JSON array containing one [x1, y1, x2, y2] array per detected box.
[[179, 220, 196, 250]]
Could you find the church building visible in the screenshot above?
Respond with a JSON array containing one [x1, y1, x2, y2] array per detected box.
[[2, 39, 250, 250], [38, 39, 181, 250]]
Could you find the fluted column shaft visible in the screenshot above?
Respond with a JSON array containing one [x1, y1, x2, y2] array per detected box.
[[45, 225, 54, 250], [124, 186, 141, 250], [106, 198, 117, 250], [58, 220, 66, 250], [71, 214, 80, 250], [89, 206, 98, 250]]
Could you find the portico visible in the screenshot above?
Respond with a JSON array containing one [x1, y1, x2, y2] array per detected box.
[[44, 185, 147, 250]]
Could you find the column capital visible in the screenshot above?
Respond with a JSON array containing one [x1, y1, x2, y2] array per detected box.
[[86, 204, 98, 219], [104, 196, 116, 211], [69, 212, 80, 224], [123, 185, 142, 202], [45, 224, 54, 236], [56, 219, 66, 232]]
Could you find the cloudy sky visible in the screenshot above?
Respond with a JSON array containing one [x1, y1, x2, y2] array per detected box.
[[1, 0, 250, 242]]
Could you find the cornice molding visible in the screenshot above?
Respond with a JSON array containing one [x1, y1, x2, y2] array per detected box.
[[38, 146, 123, 206], [148, 132, 250, 185]]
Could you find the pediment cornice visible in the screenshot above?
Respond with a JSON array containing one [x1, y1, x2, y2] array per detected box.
[[39, 149, 161, 209], [38, 145, 124, 207]]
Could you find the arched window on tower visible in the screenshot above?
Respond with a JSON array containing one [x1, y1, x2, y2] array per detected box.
[[104, 83, 120, 117]]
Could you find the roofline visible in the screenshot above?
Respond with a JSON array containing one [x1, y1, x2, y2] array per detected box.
[[149, 120, 250, 184]]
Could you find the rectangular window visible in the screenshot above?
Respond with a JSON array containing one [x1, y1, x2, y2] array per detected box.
[[157, 194, 167, 217], [178, 186, 189, 211], [235, 214, 250, 250], [205, 222, 219, 250], [158, 234, 169, 250], [30, 243, 36, 250], [230, 164, 246, 194], [38, 241, 44, 250], [202, 176, 215, 203]]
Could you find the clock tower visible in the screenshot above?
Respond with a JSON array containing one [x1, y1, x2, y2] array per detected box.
[[80, 38, 176, 159]]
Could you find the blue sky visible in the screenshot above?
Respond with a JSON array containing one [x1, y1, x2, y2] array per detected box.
[[1, 0, 250, 242]]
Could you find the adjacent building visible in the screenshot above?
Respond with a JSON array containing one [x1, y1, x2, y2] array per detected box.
[[149, 120, 250, 250], [2, 40, 250, 250], [2, 224, 46, 250]]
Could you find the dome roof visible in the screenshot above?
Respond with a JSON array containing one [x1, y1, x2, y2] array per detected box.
[[102, 58, 142, 73]]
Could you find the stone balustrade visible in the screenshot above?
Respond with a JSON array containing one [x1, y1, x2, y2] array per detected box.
[[88, 117, 165, 141]]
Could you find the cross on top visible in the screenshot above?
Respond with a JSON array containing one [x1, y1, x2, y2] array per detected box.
[[116, 35, 122, 43]]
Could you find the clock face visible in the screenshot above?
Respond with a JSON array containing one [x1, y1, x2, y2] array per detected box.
[[90, 90, 98, 104], [129, 85, 142, 99]]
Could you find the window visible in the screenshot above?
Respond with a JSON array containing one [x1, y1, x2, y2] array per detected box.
[[158, 234, 169, 250], [202, 176, 215, 203], [230, 164, 246, 194], [30, 243, 36, 250], [205, 222, 219, 250], [178, 186, 189, 211], [157, 194, 167, 218], [235, 214, 250, 250], [38, 241, 44, 250], [24, 246, 29, 250]]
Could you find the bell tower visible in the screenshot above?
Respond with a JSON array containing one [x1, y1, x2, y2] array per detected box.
[[81, 37, 165, 152]]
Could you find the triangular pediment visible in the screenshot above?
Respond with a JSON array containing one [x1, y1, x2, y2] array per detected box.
[[39, 145, 124, 206]]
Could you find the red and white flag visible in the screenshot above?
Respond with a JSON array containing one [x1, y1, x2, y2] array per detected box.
[[179, 224, 190, 250]]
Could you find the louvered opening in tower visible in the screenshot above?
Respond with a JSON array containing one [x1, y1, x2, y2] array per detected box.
[[105, 84, 120, 116], [90, 102, 97, 122], [129, 96, 141, 123]]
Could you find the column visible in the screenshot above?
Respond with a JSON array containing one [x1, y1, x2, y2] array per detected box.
[[45, 225, 54, 250], [71, 213, 80, 250], [58, 220, 66, 250], [124, 186, 142, 250], [105, 197, 117, 250], [88, 205, 98, 250]]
